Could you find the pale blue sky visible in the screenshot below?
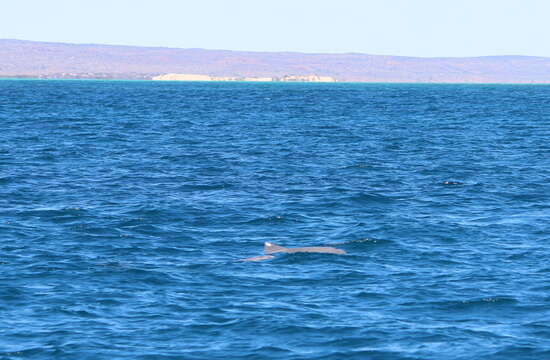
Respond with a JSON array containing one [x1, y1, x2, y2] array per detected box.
[[1, 0, 549, 57]]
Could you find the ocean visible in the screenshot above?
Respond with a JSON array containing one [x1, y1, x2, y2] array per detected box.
[[1, 80, 549, 359]]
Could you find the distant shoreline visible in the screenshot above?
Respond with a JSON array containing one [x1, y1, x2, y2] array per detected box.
[[2, 77, 550, 85], [151, 73, 336, 83], [3, 39, 550, 84]]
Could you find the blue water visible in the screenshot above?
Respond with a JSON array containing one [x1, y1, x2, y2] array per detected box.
[[1, 80, 549, 359]]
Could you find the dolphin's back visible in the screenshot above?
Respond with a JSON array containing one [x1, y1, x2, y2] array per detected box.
[[284, 246, 346, 255], [264, 242, 346, 255]]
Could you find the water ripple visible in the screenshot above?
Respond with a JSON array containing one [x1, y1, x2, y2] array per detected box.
[[1, 81, 549, 359]]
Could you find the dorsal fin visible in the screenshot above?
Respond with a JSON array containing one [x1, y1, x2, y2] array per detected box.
[[264, 242, 288, 254]]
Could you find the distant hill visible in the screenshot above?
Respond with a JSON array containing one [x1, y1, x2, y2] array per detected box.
[[2, 39, 550, 82]]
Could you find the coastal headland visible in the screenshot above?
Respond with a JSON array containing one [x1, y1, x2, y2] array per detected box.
[[2, 39, 550, 83]]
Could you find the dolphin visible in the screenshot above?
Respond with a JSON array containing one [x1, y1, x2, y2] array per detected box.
[[240, 242, 346, 261]]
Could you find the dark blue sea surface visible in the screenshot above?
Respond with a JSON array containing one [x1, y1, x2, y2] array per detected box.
[[1, 80, 549, 359]]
